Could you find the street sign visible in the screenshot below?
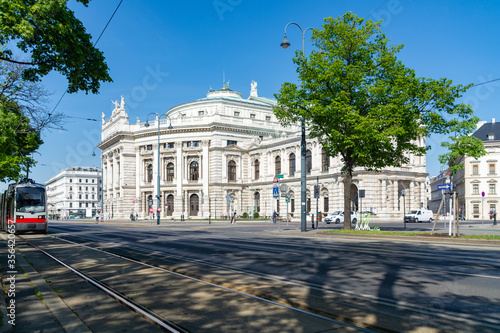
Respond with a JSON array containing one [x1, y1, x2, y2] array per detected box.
[[273, 176, 279, 183], [359, 189, 365, 198], [273, 187, 279, 198], [482, 191, 485, 197], [275, 174, 284, 179], [437, 184, 451, 190]]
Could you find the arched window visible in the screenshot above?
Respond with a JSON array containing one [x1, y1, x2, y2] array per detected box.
[[254, 159, 260, 180], [166, 194, 174, 216], [166, 163, 174, 181], [289, 153, 295, 176], [275, 155, 281, 175], [228, 160, 236, 182], [147, 164, 153, 183], [254, 192, 260, 212], [321, 149, 329, 172], [190, 161, 199, 181], [306, 150, 312, 174]]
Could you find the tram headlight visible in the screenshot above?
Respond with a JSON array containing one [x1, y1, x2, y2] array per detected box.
[[16, 215, 24, 220], [38, 215, 45, 219]]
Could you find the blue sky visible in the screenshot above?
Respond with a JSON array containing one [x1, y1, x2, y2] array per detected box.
[[3, 0, 500, 190]]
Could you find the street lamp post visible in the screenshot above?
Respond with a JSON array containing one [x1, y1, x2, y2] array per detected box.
[[145, 112, 173, 225], [280, 22, 314, 232]]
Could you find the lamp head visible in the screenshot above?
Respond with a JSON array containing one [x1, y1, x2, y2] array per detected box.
[[144, 122, 150, 128], [168, 123, 173, 130], [280, 35, 290, 49]]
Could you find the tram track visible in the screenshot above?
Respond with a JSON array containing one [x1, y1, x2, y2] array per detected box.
[[17, 234, 378, 333], [24, 229, 500, 332], [57, 232, 500, 330]]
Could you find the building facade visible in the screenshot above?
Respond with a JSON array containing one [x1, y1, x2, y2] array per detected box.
[[428, 168, 451, 214], [454, 119, 499, 220], [99, 82, 429, 220], [45, 167, 102, 219]]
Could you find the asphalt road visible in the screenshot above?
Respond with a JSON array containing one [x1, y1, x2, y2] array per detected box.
[[46, 221, 500, 332]]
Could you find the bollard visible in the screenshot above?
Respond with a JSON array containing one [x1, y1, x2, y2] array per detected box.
[[494, 213, 497, 226], [311, 214, 315, 229], [209, 215, 211, 224]]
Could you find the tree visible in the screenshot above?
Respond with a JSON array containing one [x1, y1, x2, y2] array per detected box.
[[437, 108, 487, 236], [1, 60, 65, 131], [0, 97, 42, 182], [0, 60, 65, 182], [274, 12, 482, 229], [0, 0, 112, 94]]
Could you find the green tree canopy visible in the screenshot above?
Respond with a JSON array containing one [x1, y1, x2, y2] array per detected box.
[[0, 0, 112, 94], [0, 97, 42, 182], [274, 12, 484, 229]]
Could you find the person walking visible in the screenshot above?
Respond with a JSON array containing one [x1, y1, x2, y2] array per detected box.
[[272, 210, 277, 223]]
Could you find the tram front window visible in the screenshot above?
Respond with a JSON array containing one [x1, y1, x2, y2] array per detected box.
[[16, 188, 45, 213]]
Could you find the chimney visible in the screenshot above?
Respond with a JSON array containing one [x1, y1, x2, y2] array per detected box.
[[492, 118, 496, 124]]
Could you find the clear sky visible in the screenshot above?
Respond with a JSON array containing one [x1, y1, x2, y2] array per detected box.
[[3, 0, 500, 191]]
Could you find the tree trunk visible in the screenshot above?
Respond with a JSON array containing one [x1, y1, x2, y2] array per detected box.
[[343, 170, 353, 230]]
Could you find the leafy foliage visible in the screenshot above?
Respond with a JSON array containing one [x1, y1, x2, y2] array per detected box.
[[0, 97, 42, 182], [0, 0, 111, 94], [274, 12, 483, 229]]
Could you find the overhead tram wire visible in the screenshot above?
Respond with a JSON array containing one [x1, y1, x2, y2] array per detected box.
[[50, 0, 125, 115], [471, 77, 500, 88]]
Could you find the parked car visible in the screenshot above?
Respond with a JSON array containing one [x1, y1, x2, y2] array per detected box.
[[404, 209, 434, 223], [324, 211, 357, 224]]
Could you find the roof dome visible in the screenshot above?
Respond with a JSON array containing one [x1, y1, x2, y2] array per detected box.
[[206, 88, 242, 99]]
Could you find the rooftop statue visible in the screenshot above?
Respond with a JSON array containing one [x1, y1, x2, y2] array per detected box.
[[250, 80, 258, 97]]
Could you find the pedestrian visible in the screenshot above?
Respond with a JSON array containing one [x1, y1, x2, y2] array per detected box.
[[135, 212, 139, 221], [272, 210, 277, 223], [95, 214, 99, 222], [130, 213, 134, 221], [149, 207, 154, 219], [231, 211, 237, 224]]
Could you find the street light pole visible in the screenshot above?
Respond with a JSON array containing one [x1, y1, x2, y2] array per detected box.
[[281, 22, 314, 232], [145, 112, 173, 226]]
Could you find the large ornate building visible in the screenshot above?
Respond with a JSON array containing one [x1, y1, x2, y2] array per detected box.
[[98, 82, 429, 220]]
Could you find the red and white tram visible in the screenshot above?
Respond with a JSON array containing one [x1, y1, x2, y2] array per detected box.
[[0, 178, 48, 234]]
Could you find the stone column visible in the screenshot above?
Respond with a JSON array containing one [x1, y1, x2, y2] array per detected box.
[[394, 180, 399, 212], [381, 179, 387, 213], [175, 141, 183, 218], [202, 140, 209, 218], [135, 148, 140, 216]]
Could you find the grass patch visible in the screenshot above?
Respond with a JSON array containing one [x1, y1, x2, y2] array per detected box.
[[455, 234, 500, 240], [322, 230, 431, 236], [321, 229, 500, 240]]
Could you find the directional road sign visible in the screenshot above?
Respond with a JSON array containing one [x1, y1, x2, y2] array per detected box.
[[437, 184, 451, 190], [275, 174, 284, 179]]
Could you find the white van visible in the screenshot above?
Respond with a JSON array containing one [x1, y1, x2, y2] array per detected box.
[[404, 209, 434, 223]]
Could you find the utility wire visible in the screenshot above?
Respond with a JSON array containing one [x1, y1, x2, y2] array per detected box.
[[471, 77, 500, 88], [51, 0, 124, 114]]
